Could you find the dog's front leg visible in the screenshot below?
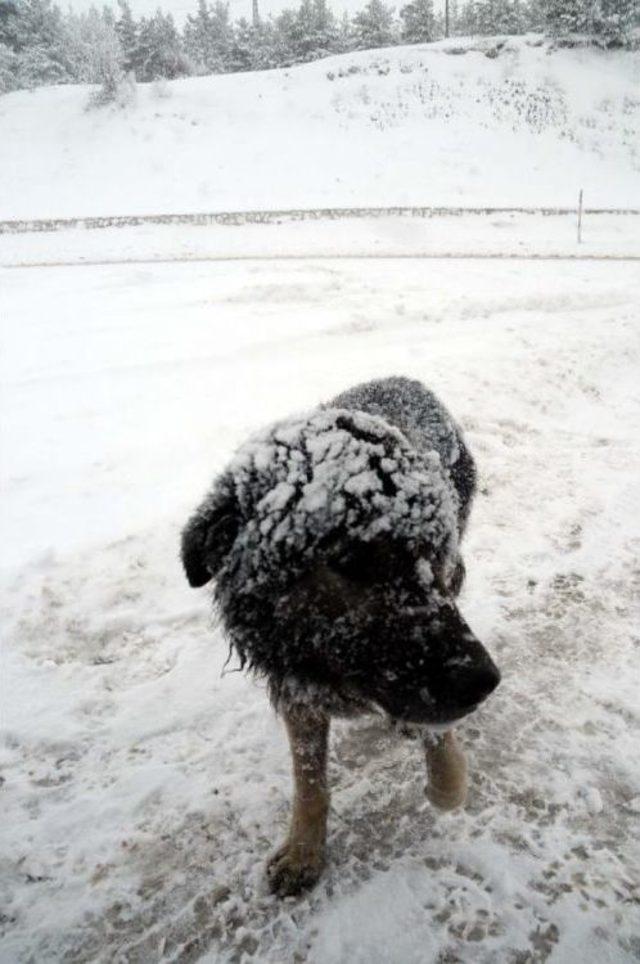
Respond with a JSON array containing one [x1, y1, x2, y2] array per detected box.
[[267, 705, 330, 896], [424, 729, 468, 811]]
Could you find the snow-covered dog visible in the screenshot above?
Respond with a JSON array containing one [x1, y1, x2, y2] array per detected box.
[[181, 376, 500, 895]]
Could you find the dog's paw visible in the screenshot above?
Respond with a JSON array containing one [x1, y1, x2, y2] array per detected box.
[[426, 780, 468, 811], [267, 842, 324, 897], [424, 730, 468, 811]]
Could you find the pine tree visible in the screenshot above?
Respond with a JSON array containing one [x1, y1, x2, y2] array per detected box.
[[228, 15, 255, 70], [10, 0, 73, 87], [209, 2, 233, 67], [526, 0, 544, 31], [457, 0, 531, 34], [115, 0, 138, 73], [65, 7, 124, 84], [136, 10, 189, 81], [352, 0, 396, 49], [337, 9, 355, 49], [0, 40, 17, 90], [248, 16, 279, 68], [507, 0, 531, 33], [287, 0, 338, 60], [448, 0, 460, 35], [15, 44, 67, 86], [291, 0, 315, 57], [135, 16, 153, 78], [483, 0, 500, 32], [541, 0, 592, 35], [540, 0, 638, 44], [270, 8, 296, 65], [472, 1, 497, 33], [184, 0, 215, 71], [310, 0, 339, 55], [457, 0, 479, 33], [0, 0, 18, 89], [400, 0, 435, 42], [595, 0, 638, 45], [0, 0, 19, 47]]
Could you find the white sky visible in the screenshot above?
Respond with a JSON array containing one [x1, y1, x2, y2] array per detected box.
[[64, 0, 447, 24]]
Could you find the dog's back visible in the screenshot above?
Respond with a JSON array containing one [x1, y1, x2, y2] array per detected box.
[[330, 376, 476, 534]]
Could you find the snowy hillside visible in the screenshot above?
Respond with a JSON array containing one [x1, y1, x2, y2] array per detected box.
[[1, 36, 639, 219]]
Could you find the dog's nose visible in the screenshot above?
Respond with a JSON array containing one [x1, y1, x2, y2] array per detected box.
[[450, 663, 501, 709]]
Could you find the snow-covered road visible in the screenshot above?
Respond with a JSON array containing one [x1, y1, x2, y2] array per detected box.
[[2, 251, 640, 961]]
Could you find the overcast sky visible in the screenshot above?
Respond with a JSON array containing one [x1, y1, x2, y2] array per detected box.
[[65, 0, 446, 24]]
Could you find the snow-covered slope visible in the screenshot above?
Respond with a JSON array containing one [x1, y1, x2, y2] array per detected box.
[[1, 37, 638, 220]]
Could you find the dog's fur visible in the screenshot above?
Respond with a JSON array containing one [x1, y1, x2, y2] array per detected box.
[[181, 376, 500, 894]]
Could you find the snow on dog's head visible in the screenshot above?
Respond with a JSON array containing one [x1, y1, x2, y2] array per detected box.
[[181, 407, 459, 594]]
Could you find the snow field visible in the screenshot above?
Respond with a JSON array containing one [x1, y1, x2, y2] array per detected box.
[[1, 37, 638, 221], [2, 249, 640, 961]]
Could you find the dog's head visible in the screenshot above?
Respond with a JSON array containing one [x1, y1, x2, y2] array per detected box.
[[182, 409, 500, 724]]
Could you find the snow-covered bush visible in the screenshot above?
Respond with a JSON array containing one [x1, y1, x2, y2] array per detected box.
[[65, 8, 124, 85], [86, 66, 135, 109], [152, 76, 171, 98]]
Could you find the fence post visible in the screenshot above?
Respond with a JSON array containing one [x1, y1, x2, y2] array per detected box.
[[577, 189, 583, 244]]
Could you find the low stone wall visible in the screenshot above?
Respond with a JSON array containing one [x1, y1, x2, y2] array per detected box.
[[1, 205, 639, 235]]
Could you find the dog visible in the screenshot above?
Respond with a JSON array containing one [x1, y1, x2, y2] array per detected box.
[[181, 376, 500, 896]]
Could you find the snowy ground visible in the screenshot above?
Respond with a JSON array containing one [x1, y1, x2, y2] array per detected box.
[[1, 37, 639, 220], [2, 233, 640, 962]]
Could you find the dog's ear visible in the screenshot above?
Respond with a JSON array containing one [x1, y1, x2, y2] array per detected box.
[[181, 479, 239, 587]]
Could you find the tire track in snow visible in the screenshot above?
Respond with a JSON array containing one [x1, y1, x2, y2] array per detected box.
[[6, 252, 640, 269]]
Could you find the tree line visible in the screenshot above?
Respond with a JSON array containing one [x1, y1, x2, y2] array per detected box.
[[0, 0, 637, 97]]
